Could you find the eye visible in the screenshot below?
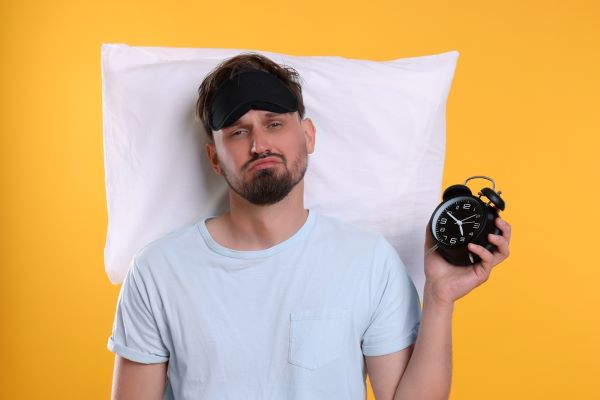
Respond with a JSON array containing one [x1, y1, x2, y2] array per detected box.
[[230, 130, 245, 137], [269, 121, 283, 128]]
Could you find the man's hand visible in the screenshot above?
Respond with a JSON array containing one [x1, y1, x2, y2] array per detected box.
[[424, 215, 512, 307], [387, 216, 511, 400]]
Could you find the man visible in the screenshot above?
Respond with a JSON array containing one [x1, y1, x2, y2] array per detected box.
[[108, 53, 512, 400]]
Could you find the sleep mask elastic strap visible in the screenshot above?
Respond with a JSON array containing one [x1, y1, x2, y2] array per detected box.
[[209, 69, 299, 132]]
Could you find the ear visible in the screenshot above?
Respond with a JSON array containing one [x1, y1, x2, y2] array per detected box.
[[205, 141, 222, 175], [301, 117, 316, 154]]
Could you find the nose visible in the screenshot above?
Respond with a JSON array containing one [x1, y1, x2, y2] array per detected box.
[[250, 126, 273, 155]]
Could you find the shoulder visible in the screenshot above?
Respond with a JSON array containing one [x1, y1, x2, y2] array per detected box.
[[313, 213, 414, 295], [314, 211, 380, 238], [312, 211, 392, 255], [314, 212, 407, 272], [132, 219, 202, 273]]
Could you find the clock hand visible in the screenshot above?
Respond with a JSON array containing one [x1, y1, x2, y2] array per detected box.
[[448, 211, 465, 236], [447, 211, 461, 223], [460, 214, 477, 222]]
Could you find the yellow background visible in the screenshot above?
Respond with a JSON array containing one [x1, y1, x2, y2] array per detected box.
[[1, 0, 598, 398]]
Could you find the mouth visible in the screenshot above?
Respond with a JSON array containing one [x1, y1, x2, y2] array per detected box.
[[248, 157, 282, 171]]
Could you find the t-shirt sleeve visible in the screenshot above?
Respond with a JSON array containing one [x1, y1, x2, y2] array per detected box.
[[361, 237, 422, 357], [107, 258, 170, 364]]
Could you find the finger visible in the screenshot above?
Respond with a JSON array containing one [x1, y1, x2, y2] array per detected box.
[[468, 242, 496, 272], [495, 217, 511, 243], [488, 233, 510, 258]]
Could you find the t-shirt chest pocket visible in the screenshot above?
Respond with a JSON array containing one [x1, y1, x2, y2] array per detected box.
[[288, 307, 350, 370]]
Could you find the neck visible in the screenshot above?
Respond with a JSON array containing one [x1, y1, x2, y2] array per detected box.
[[221, 180, 309, 250]]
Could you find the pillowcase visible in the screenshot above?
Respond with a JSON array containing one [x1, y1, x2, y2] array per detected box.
[[101, 44, 459, 300]]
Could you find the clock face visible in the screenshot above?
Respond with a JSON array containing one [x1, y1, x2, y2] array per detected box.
[[432, 196, 486, 247]]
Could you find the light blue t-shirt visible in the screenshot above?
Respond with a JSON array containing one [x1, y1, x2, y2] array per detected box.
[[107, 209, 422, 399]]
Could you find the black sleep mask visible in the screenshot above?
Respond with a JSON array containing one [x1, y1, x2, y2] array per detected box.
[[209, 69, 299, 132]]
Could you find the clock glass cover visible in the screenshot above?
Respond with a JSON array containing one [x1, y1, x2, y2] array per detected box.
[[432, 196, 486, 247]]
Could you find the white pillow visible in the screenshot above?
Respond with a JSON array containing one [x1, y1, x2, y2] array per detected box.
[[101, 44, 459, 300]]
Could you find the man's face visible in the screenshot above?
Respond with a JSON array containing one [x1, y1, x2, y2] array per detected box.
[[205, 109, 316, 206]]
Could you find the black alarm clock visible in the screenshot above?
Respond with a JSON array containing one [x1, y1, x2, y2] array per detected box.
[[427, 176, 506, 266]]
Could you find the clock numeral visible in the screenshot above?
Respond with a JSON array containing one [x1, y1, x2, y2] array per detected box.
[[443, 235, 448, 240], [463, 203, 471, 209], [469, 232, 474, 236], [450, 238, 457, 244], [440, 218, 447, 224], [460, 237, 465, 242], [473, 223, 480, 229], [440, 227, 445, 232]]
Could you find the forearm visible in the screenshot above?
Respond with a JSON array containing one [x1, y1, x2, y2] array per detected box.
[[393, 283, 454, 400]]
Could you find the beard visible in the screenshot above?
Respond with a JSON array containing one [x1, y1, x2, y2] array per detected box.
[[220, 150, 308, 206]]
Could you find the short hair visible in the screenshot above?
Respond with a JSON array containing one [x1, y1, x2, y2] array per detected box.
[[195, 52, 306, 142]]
